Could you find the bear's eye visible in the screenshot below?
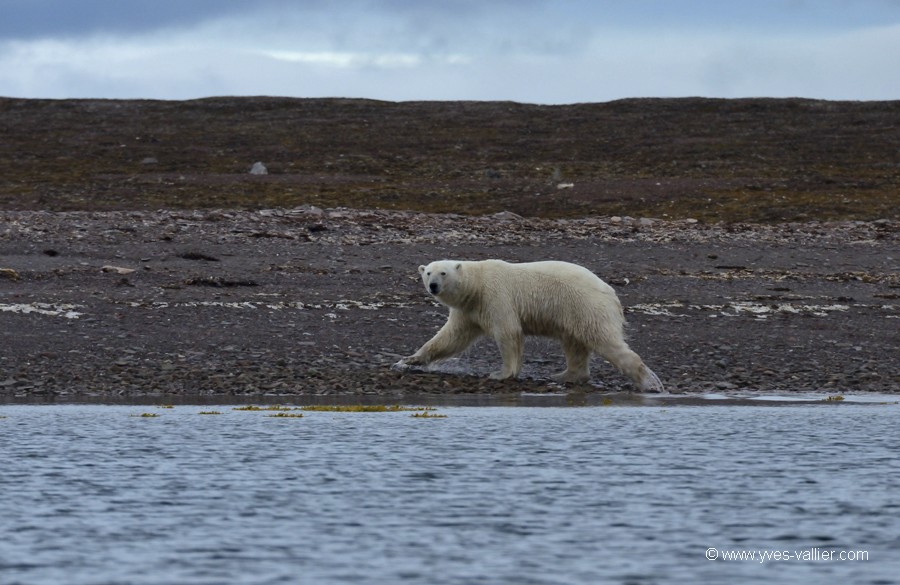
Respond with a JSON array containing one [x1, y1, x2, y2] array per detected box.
[[426, 272, 431, 276]]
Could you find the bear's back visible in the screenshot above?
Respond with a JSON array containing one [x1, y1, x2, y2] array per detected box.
[[472, 259, 621, 337], [483, 260, 611, 292]]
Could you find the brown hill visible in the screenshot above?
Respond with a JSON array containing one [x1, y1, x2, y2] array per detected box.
[[1, 97, 897, 221]]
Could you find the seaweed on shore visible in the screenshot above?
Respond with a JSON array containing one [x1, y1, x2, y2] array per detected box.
[[301, 405, 436, 413]]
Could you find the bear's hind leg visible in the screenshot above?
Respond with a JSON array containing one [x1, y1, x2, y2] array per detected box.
[[553, 338, 591, 383], [598, 342, 664, 392]]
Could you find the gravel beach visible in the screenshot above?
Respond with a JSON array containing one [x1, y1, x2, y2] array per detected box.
[[1, 207, 896, 400]]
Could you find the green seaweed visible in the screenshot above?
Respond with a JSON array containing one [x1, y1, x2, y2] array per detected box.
[[301, 404, 433, 412], [232, 405, 297, 411]]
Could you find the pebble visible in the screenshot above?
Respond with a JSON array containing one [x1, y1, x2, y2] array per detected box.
[[0, 268, 21, 280], [101, 265, 136, 275]]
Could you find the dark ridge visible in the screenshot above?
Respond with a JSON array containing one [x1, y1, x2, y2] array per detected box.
[[1, 97, 897, 222]]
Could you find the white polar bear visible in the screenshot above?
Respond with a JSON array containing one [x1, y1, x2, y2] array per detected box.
[[394, 259, 664, 392]]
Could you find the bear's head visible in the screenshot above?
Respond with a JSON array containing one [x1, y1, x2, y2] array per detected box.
[[418, 261, 463, 306]]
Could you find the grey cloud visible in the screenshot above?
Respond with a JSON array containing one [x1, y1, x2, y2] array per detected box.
[[2, 0, 899, 102], [0, 0, 284, 40]]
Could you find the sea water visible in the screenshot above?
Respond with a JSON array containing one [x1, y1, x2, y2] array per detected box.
[[1, 401, 898, 585]]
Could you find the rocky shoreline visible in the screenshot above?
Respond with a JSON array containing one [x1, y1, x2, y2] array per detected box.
[[1, 207, 897, 401]]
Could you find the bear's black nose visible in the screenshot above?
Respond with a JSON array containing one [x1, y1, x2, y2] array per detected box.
[[429, 283, 439, 294]]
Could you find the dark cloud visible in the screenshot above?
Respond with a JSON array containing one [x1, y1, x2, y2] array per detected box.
[[3, 0, 899, 44], [0, 0, 283, 39], [0, 0, 529, 41]]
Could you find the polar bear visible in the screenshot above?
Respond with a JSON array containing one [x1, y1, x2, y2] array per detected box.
[[394, 259, 664, 392]]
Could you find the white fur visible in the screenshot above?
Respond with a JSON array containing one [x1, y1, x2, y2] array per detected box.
[[394, 259, 664, 392]]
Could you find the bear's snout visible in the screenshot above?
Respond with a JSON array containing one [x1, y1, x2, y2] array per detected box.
[[429, 282, 440, 294]]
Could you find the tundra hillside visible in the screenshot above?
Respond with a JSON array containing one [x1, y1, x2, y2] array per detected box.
[[1, 97, 897, 221]]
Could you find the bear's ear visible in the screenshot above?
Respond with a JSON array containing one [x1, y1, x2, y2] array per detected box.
[[418, 265, 426, 274], [455, 263, 462, 271]]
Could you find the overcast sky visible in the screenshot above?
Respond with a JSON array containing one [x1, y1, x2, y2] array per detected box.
[[1, 0, 898, 103]]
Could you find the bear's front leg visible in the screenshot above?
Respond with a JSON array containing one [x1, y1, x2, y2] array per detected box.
[[489, 326, 524, 380], [393, 312, 482, 370]]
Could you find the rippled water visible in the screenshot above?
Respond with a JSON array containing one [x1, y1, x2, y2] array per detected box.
[[2, 402, 899, 585]]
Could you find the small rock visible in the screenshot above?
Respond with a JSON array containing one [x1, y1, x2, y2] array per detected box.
[[178, 252, 219, 262], [304, 205, 325, 216], [491, 211, 523, 221], [556, 183, 575, 189], [249, 162, 268, 175], [101, 265, 136, 275], [141, 157, 158, 165], [0, 268, 20, 281]]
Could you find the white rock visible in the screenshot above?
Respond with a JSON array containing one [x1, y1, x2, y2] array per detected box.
[[101, 265, 136, 275], [492, 211, 523, 221], [249, 162, 268, 175]]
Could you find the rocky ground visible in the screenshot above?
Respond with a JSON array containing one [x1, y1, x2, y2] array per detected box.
[[1, 207, 897, 401], [0, 97, 897, 401]]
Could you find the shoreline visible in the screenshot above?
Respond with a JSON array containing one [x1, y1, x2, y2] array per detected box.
[[1, 390, 896, 407]]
